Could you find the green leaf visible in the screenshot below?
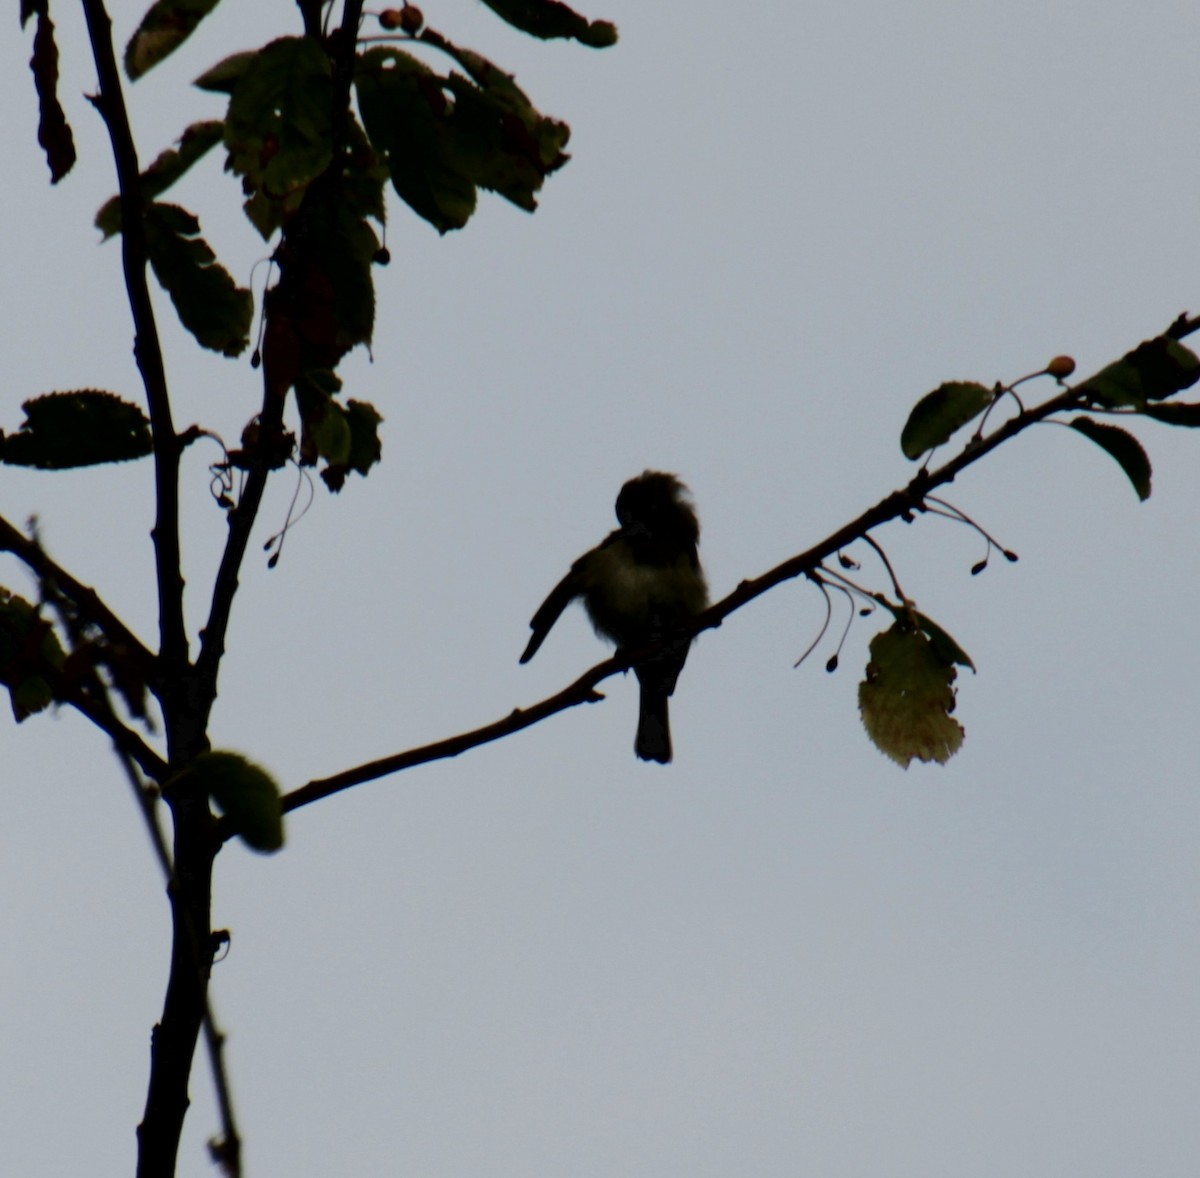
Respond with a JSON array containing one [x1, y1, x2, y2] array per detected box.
[[0, 588, 65, 722], [193, 49, 256, 93], [1069, 417, 1152, 501], [900, 381, 993, 459], [125, 0, 222, 80], [96, 120, 224, 238], [1141, 401, 1200, 426], [1078, 337, 1200, 408], [187, 750, 285, 853], [913, 611, 975, 672], [858, 623, 964, 768], [356, 48, 477, 233], [224, 36, 334, 240], [144, 202, 253, 356], [478, 0, 618, 46], [1, 390, 151, 468], [28, 9, 76, 183]]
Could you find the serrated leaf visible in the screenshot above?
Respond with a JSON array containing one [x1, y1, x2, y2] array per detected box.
[[1, 390, 151, 468], [478, 0, 618, 47], [1141, 401, 1200, 426], [224, 36, 333, 240], [1069, 417, 1152, 501], [858, 623, 964, 768], [187, 750, 284, 853], [144, 202, 252, 356], [96, 120, 224, 237], [125, 0, 222, 81], [193, 49, 256, 93], [28, 10, 76, 183], [900, 381, 993, 459]]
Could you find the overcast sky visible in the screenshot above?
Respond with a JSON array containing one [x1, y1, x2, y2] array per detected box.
[[4, 2, 1200, 1175]]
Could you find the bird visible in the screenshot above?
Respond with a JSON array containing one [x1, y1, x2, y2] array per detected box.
[[520, 471, 708, 763]]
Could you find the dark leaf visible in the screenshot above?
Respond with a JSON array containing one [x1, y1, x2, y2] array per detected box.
[[29, 10, 76, 183], [1069, 417, 1152, 501], [144, 202, 253, 356], [193, 49, 257, 93], [1, 390, 151, 468], [900, 381, 993, 459], [224, 36, 334, 240], [356, 48, 477, 233], [1141, 401, 1200, 426], [125, 0, 222, 81], [0, 587, 65, 722], [478, 0, 617, 46], [1078, 337, 1200, 408], [913, 611, 975, 671], [96, 120, 224, 237]]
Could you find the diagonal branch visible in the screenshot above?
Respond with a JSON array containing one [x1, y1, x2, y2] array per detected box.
[[80, 0, 189, 708], [267, 316, 1200, 817], [0, 512, 155, 672]]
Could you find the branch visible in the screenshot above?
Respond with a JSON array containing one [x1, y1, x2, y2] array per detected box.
[[0, 512, 156, 668], [80, 0, 189, 707], [266, 315, 1200, 815], [195, 0, 368, 726]]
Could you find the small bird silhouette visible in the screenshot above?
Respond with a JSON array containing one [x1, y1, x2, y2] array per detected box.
[[521, 471, 708, 763]]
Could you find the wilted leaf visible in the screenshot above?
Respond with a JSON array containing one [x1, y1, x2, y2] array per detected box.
[[224, 36, 333, 240], [125, 0, 222, 80], [144, 202, 253, 356], [1069, 417, 1152, 501], [28, 9, 76, 183], [323, 400, 383, 491], [900, 381, 993, 459], [1, 390, 151, 468], [96, 120, 224, 237], [859, 623, 964, 768], [478, 0, 618, 46], [186, 750, 284, 853]]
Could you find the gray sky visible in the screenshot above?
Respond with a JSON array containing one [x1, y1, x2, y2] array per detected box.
[[4, 2, 1200, 1174]]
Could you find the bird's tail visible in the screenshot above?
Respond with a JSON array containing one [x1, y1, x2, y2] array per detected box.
[[635, 683, 672, 763]]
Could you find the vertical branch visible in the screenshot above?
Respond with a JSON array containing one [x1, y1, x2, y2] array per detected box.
[[80, 0, 189, 704]]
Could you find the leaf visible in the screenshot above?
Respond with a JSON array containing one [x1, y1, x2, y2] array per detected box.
[[858, 623, 964, 768], [125, 0, 222, 81], [0, 587, 65, 722], [356, 48, 477, 233], [1078, 337, 1200, 408], [355, 47, 571, 232], [193, 49, 257, 94], [187, 750, 285, 853], [144, 202, 253, 356], [96, 120, 225, 238], [28, 9, 76, 183], [912, 611, 975, 671], [900, 381, 993, 459], [224, 36, 334, 240], [1069, 417, 1152, 501], [1, 390, 151, 468], [294, 371, 383, 491], [1141, 401, 1200, 426], [478, 0, 618, 47], [323, 400, 383, 491]]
